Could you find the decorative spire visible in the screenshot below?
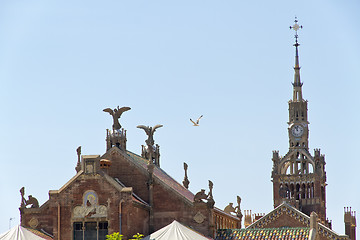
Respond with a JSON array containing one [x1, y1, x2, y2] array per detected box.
[[290, 17, 303, 101], [183, 162, 190, 189], [75, 146, 81, 172]]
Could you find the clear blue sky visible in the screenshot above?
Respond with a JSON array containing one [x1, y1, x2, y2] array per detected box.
[[1, 0, 359, 237]]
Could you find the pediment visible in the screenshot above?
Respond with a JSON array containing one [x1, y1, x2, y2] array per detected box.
[[246, 203, 348, 240], [247, 202, 310, 229]]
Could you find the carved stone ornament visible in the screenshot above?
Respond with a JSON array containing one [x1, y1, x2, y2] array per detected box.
[[194, 211, 206, 224], [73, 191, 107, 219], [103, 106, 131, 131], [29, 217, 39, 228]]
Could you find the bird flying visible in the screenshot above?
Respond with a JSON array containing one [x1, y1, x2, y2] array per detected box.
[[190, 115, 203, 126]]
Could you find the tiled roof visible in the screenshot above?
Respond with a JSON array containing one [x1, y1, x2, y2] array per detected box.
[[215, 227, 309, 240], [25, 227, 54, 239], [126, 151, 195, 203]]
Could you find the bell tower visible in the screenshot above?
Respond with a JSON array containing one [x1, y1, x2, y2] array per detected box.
[[272, 18, 329, 226]]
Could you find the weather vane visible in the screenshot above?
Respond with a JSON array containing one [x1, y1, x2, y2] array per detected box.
[[289, 17, 303, 43]]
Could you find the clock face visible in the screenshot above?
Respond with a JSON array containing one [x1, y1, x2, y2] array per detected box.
[[291, 125, 304, 137]]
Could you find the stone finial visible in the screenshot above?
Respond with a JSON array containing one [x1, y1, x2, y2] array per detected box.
[[75, 146, 81, 172], [207, 180, 215, 208], [236, 196, 243, 220], [310, 212, 318, 229], [183, 162, 190, 189], [309, 212, 319, 240]]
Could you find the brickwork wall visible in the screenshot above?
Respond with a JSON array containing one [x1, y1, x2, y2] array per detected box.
[[21, 173, 149, 240], [105, 150, 150, 202]]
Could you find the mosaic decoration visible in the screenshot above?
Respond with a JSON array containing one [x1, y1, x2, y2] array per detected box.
[[215, 227, 309, 240], [73, 190, 107, 218]]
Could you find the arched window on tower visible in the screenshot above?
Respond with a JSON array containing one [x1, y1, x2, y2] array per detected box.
[[301, 183, 306, 199], [307, 183, 311, 198], [296, 184, 300, 200], [308, 163, 314, 174], [311, 183, 314, 198], [285, 184, 290, 199], [290, 184, 294, 199]]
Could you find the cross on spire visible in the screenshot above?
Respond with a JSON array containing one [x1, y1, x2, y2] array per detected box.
[[290, 17, 303, 101], [290, 17, 303, 45]]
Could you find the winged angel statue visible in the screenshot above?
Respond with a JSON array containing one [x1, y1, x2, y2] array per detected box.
[[137, 124, 163, 146], [137, 124, 163, 162], [103, 106, 131, 131]]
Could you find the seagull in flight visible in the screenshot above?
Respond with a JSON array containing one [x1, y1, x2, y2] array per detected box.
[[190, 115, 203, 126]]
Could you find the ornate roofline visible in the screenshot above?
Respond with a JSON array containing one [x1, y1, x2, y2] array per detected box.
[[246, 202, 348, 240]]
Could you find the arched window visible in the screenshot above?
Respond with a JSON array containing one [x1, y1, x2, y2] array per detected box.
[[289, 184, 294, 199], [307, 183, 311, 198], [296, 184, 301, 200], [301, 183, 306, 199], [311, 183, 314, 198], [308, 164, 314, 174]]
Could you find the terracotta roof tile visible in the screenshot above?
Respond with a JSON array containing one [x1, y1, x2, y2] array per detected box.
[[24, 227, 53, 239], [215, 228, 309, 240]]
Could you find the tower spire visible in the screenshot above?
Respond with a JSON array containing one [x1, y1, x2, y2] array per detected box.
[[290, 17, 303, 101]]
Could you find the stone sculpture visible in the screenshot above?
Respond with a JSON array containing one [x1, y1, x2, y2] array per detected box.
[[20, 187, 39, 208], [193, 180, 215, 208], [194, 189, 208, 202], [137, 124, 163, 146], [224, 203, 236, 214], [137, 124, 163, 164], [103, 106, 131, 131]]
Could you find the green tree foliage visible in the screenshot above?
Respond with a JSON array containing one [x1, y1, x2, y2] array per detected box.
[[106, 232, 123, 240], [129, 233, 144, 240], [106, 232, 144, 240]]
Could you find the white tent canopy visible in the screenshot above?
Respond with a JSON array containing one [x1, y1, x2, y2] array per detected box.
[[142, 220, 211, 240], [0, 225, 49, 240]]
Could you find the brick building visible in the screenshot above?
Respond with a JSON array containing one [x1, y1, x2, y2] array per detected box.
[[19, 108, 241, 240]]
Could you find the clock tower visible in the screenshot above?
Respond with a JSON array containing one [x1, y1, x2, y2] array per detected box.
[[271, 19, 329, 226]]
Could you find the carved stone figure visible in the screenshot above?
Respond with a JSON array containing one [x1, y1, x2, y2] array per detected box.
[[224, 196, 242, 218], [194, 181, 215, 208], [137, 124, 163, 164], [20, 187, 39, 208], [194, 189, 208, 202], [25, 195, 39, 208], [137, 124, 163, 146], [103, 106, 131, 131], [224, 203, 236, 214]]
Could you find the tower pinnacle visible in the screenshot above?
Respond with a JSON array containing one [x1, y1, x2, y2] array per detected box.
[[290, 17, 303, 101]]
